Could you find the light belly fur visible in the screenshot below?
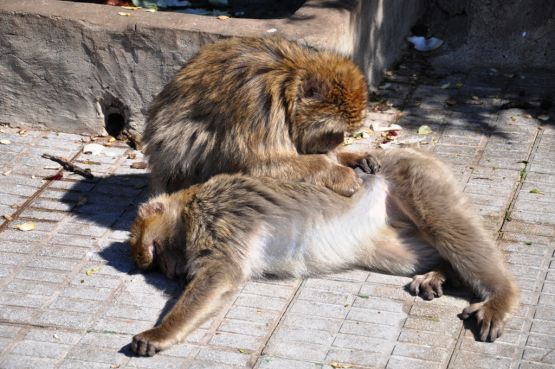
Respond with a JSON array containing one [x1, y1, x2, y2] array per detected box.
[[250, 175, 390, 277]]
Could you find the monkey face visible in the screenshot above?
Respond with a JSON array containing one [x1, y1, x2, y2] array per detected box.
[[129, 198, 187, 279], [129, 200, 171, 271], [290, 65, 368, 154]]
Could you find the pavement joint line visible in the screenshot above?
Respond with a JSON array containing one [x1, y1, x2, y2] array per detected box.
[[498, 126, 544, 235], [253, 278, 303, 368], [0, 149, 83, 233]]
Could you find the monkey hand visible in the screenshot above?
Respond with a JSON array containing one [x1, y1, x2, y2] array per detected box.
[[461, 300, 508, 342], [131, 327, 173, 356], [409, 270, 446, 300], [336, 151, 381, 174], [322, 165, 362, 196]]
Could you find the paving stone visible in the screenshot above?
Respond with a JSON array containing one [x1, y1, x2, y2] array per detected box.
[[0, 354, 58, 369]]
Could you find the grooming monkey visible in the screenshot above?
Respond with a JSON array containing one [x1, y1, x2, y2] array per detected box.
[[143, 37, 379, 197], [129, 148, 519, 356]]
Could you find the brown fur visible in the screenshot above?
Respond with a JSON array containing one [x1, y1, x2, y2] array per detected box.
[[129, 148, 519, 356], [143, 37, 371, 196]]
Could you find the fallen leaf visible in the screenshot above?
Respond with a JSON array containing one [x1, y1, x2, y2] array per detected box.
[[440, 82, 451, 89], [445, 99, 457, 106], [0, 139, 11, 145], [266, 28, 277, 33], [343, 137, 354, 146], [3, 170, 12, 176], [455, 82, 464, 88], [217, 15, 230, 20], [523, 114, 532, 119], [504, 73, 515, 78], [238, 348, 248, 354], [417, 125, 433, 135], [125, 150, 137, 160], [529, 188, 544, 195], [357, 293, 369, 299], [118, 12, 131, 16], [18, 129, 27, 136], [143, 8, 156, 12], [524, 241, 532, 245], [85, 266, 101, 276], [330, 362, 352, 368], [110, 364, 121, 369], [511, 116, 517, 122], [121, 6, 140, 10], [2, 214, 13, 221], [130, 161, 147, 169], [17, 222, 35, 231], [471, 95, 480, 101], [53, 333, 60, 340], [44, 173, 63, 181], [537, 115, 550, 121]]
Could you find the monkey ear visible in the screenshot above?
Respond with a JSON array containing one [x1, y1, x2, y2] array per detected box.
[[138, 201, 165, 218], [301, 75, 328, 101]]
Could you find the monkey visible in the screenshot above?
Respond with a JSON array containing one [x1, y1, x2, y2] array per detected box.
[[128, 148, 519, 356], [142, 37, 380, 197]]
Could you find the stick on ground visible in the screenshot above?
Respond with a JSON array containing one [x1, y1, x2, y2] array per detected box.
[[41, 153, 94, 179]]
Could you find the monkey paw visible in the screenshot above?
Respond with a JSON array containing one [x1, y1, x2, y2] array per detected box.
[[325, 165, 362, 197], [131, 328, 172, 356], [355, 153, 381, 174], [409, 270, 446, 300], [461, 301, 506, 342]]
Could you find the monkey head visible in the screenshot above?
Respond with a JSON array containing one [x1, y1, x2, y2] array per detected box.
[[129, 196, 185, 279], [287, 61, 368, 154]]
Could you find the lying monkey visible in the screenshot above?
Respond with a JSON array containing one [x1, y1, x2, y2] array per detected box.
[[129, 148, 519, 356]]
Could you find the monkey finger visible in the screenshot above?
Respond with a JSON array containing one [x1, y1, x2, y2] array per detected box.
[[359, 159, 372, 173], [461, 302, 484, 320], [480, 317, 491, 342], [488, 320, 504, 342]]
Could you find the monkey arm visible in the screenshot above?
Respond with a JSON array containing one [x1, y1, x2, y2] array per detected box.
[[131, 260, 242, 356], [249, 154, 362, 196]]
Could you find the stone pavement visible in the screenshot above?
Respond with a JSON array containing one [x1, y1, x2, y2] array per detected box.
[[0, 58, 554, 369]]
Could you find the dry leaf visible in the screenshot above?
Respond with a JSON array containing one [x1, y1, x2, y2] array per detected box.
[[455, 82, 463, 88], [217, 15, 230, 20], [417, 125, 433, 135], [121, 6, 140, 10], [537, 115, 550, 121], [343, 137, 354, 146], [238, 348, 248, 354], [471, 95, 480, 101], [18, 129, 27, 136], [2, 214, 13, 221], [85, 266, 101, 276], [440, 82, 451, 89], [109, 137, 117, 142], [17, 222, 35, 231], [523, 114, 532, 119], [130, 161, 147, 169], [143, 8, 156, 12], [330, 362, 352, 369], [44, 173, 63, 181], [3, 170, 12, 176], [0, 139, 11, 145], [118, 12, 131, 16]]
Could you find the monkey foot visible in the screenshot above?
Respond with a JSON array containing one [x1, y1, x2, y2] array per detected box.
[[409, 270, 446, 300], [131, 328, 172, 356], [461, 301, 506, 342]]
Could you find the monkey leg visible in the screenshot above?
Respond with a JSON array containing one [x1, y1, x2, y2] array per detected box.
[[379, 149, 519, 342], [131, 261, 241, 356]]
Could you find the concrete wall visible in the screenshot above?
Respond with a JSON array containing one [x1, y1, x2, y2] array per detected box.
[[0, 0, 423, 135], [426, 0, 555, 70]]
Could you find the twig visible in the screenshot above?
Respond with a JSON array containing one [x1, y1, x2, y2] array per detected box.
[[41, 153, 94, 179]]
